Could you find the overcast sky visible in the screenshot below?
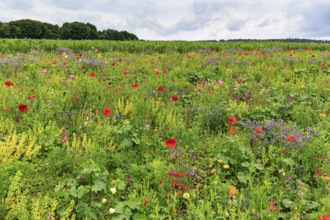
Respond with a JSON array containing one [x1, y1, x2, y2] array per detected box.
[[0, 0, 329, 40]]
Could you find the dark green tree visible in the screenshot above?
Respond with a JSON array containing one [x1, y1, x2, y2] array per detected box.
[[8, 19, 43, 39], [0, 22, 10, 38], [42, 22, 60, 39], [120, 31, 138, 40], [0, 19, 139, 40], [61, 21, 92, 40], [99, 29, 124, 40], [86, 23, 98, 39]]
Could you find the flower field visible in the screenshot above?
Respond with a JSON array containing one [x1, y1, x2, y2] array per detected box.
[[1, 39, 330, 219]]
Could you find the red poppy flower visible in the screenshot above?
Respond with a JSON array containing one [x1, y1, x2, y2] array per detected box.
[[18, 104, 28, 113], [82, 65, 86, 69], [132, 82, 139, 88], [103, 106, 112, 116], [315, 169, 323, 175], [322, 65, 327, 69], [90, 71, 96, 77], [158, 179, 164, 184], [165, 137, 177, 149], [28, 94, 36, 100], [4, 81, 13, 86], [62, 61, 68, 66], [144, 197, 150, 206], [287, 134, 295, 142], [228, 116, 237, 125], [156, 70, 160, 75], [157, 86, 164, 92], [163, 69, 168, 74], [255, 127, 263, 134], [229, 126, 235, 135], [172, 96, 179, 101], [3, 107, 9, 112], [318, 213, 330, 220]]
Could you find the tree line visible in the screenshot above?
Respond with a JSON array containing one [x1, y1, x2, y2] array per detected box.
[[0, 19, 138, 40]]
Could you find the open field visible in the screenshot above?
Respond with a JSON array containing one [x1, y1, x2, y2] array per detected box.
[[1, 40, 330, 219]]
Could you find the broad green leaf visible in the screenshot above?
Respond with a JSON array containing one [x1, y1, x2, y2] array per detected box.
[[304, 201, 318, 210], [92, 180, 106, 192], [133, 212, 148, 220], [123, 207, 133, 220], [241, 162, 250, 167], [125, 199, 140, 209], [282, 199, 293, 208], [254, 163, 264, 170], [237, 171, 248, 183], [120, 138, 133, 148], [117, 180, 126, 191]]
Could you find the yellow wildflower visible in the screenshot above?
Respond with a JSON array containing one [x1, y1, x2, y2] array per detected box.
[[109, 208, 115, 214], [183, 193, 190, 199], [223, 164, 230, 169], [110, 188, 117, 195]]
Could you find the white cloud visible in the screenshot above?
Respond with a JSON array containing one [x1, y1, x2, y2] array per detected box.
[[0, 0, 329, 40]]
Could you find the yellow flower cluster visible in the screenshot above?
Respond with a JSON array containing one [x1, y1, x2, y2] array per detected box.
[[117, 97, 134, 117], [0, 131, 41, 163]]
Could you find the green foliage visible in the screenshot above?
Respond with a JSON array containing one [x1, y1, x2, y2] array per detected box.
[[0, 40, 329, 219], [55, 159, 109, 219]]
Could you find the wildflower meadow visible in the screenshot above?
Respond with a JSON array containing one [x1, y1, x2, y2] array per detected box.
[[0, 39, 330, 219]]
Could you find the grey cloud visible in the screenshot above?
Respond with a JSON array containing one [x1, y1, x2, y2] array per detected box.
[[7, 0, 34, 11], [169, 0, 238, 34], [227, 20, 246, 31], [257, 18, 274, 27], [287, 0, 330, 37], [50, 0, 85, 10]]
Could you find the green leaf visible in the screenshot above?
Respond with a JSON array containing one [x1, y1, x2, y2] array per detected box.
[[125, 199, 140, 209], [241, 162, 250, 167], [237, 171, 248, 183], [133, 212, 148, 220], [282, 199, 293, 208], [117, 180, 126, 191], [76, 202, 98, 219], [91, 201, 102, 209], [239, 146, 246, 153], [304, 201, 318, 210], [115, 203, 124, 214], [71, 186, 87, 199], [120, 138, 133, 148], [92, 180, 106, 192], [319, 198, 330, 210], [112, 215, 125, 220], [253, 163, 264, 170], [132, 137, 140, 145], [123, 207, 133, 220]]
